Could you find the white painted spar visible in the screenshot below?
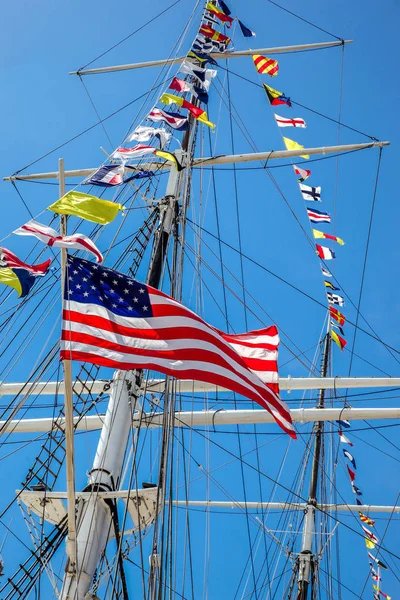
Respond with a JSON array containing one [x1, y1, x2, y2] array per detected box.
[[3, 141, 389, 182], [69, 40, 353, 76], [2, 406, 400, 434], [1, 376, 399, 397], [17, 491, 399, 514]]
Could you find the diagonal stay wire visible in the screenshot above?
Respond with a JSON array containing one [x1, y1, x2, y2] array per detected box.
[[182, 243, 319, 375], [78, 0, 182, 71], [345, 149, 383, 392], [175, 417, 400, 564], [78, 76, 114, 149], [210, 77, 398, 370], [264, 0, 343, 40], [186, 218, 400, 359], [12, 78, 171, 176], [215, 65, 378, 141]]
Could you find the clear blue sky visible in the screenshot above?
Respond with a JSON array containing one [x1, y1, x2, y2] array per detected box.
[[0, 0, 399, 598]]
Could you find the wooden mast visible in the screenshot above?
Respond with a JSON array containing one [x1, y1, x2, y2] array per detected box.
[[59, 158, 77, 574]]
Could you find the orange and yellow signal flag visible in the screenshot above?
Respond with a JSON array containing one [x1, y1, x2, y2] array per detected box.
[[252, 55, 279, 77], [331, 329, 347, 351]]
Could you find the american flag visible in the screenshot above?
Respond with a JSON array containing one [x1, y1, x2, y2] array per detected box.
[[61, 256, 295, 437]]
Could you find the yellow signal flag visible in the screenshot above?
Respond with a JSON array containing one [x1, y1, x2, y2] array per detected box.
[[154, 150, 184, 172], [365, 537, 376, 549], [282, 137, 309, 159], [48, 191, 123, 225], [0, 268, 24, 297], [196, 111, 215, 130]]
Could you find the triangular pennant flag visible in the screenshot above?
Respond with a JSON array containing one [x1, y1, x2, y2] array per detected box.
[[368, 552, 388, 569], [294, 165, 311, 182], [347, 464, 356, 482], [187, 50, 218, 65], [338, 431, 353, 446], [218, 0, 231, 15], [331, 321, 345, 336], [283, 137, 309, 159], [352, 483, 363, 496], [153, 150, 183, 172], [322, 266, 333, 278], [325, 280, 340, 291], [238, 20, 256, 37], [343, 449, 356, 469]]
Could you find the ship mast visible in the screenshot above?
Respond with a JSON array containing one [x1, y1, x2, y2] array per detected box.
[[1, 10, 392, 597], [297, 331, 331, 600]]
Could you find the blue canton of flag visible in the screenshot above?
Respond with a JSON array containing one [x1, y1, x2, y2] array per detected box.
[[64, 255, 153, 318]]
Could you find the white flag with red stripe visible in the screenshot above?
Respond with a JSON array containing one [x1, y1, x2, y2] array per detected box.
[[61, 256, 295, 437], [274, 114, 306, 128], [362, 525, 379, 544], [13, 220, 103, 263]]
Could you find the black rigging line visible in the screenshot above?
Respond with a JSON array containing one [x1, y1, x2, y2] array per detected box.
[[346, 148, 383, 387], [224, 54, 260, 597], [177, 419, 400, 563], [11, 181, 35, 218], [186, 218, 400, 359], [78, 75, 114, 149], [215, 65, 378, 141], [183, 244, 318, 374], [12, 79, 171, 175], [209, 84, 396, 371], [78, 0, 182, 71], [264, 0, 343, 40]]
